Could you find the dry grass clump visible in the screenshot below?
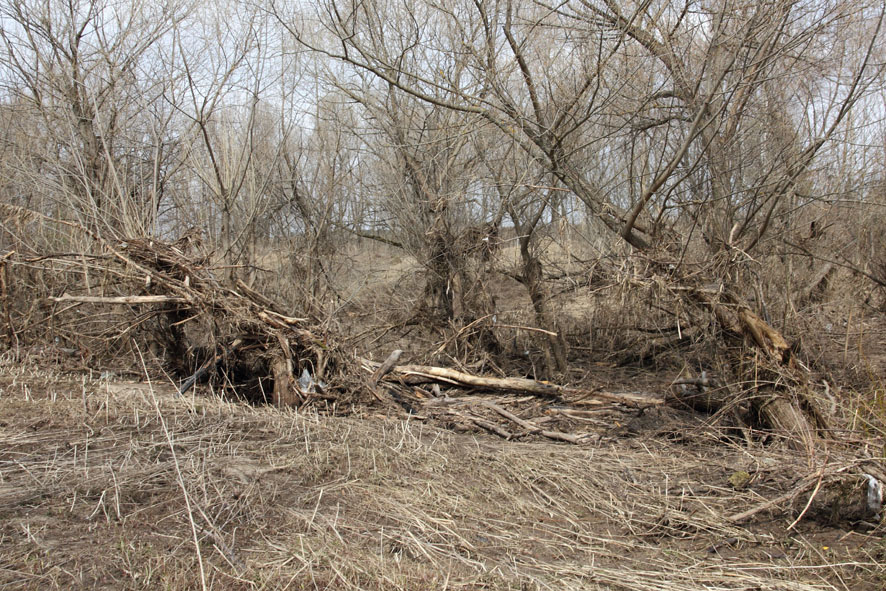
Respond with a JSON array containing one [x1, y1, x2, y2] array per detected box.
[[1, 356, 883, 590]]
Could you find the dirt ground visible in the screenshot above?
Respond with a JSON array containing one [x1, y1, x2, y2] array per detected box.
[[1, 358, 883, 591]]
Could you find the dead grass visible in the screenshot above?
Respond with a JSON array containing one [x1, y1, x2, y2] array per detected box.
[[1, 355, 884, 590]]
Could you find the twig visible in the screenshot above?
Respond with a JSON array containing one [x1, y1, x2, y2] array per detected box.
[[727, 475, 819, 523], [786, 467, 827, 531], [193, 504, 248, 572], [494, 323, 559, 337], [479, 401, 586, 444], [433, 315, 493, 355], [728, 462, 854, 524]]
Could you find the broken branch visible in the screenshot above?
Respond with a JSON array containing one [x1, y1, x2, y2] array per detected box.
[[50, 294, 190, 305]]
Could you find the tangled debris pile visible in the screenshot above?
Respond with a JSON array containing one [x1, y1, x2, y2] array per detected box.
[[47, 235, 352, 407], [40, 237, 669, 423], [4, 234, 881, 530]]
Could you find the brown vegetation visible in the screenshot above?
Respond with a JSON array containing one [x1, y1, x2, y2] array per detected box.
[[1, 0, 886, 588], [1, 361, 884, 590]]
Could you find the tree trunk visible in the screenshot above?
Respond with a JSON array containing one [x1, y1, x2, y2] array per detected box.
[[690, 285, 827, 448], [756, 393, 816, 450], [519, 240, 567, 376], [421, 226, 461, 321], [271, 356, 298, 407]]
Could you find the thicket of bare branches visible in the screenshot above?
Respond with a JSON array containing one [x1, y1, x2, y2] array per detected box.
[[0, 0, 885, 443]]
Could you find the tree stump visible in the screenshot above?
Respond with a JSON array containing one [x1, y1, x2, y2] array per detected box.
[[271, 356, 298, 407]]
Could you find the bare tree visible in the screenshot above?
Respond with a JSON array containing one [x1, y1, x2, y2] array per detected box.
[[482, 138, 568, 374], [278, 0, 885, 438], [173, 4, 277, 271], [313, 49, 499, 331], [272, 92, 361, 304], [0, 0, 189, 237]]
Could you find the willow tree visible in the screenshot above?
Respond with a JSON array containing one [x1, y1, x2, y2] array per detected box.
[[278, 0, 885, 441]]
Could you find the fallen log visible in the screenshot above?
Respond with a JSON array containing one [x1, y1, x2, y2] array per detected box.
[[370, 362, 665, 407], [390, 364, 562, 396], [565, 389, 664, 407]]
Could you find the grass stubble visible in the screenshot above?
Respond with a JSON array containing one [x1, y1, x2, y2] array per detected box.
[[0, 355, 883, 590]]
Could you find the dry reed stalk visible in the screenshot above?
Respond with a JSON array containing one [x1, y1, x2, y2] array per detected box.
[[1, 356, 882, 590]]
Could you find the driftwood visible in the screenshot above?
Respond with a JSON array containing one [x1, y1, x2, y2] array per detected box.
[[567, 389, 663, 407], [367, 349, 404, 409], [685, 284, 824, 448], [363, 361, 665, 407], [390, 364, 563, 396], [424, 397, 587, 443], [34, 233, 836, 452], [51, 294, 190, 305], [466, 415, 514, 439], [41, 235, 341, 403], [357, 355, 666, 443], [271, 355, 298, 407], [371, 349, 403, 385], [479, 400, 588, 444]]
